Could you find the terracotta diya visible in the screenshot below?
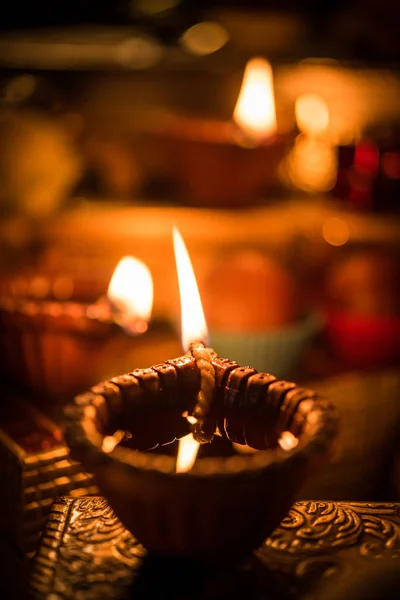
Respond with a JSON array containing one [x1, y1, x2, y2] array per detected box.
[[0, 257, 153, 401], [64, 351, 336, 564], [64, 229, 337, 565], [155, 58, 291, 207]]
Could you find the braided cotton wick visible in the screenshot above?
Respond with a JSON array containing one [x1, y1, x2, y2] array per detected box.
[[189, 342, 216, 443]]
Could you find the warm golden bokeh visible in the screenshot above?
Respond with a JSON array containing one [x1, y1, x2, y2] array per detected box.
[[295, 93, 330, 136], [322, 217, 350, 247]]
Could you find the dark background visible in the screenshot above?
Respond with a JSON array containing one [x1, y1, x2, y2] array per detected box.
[[0, 2, 345, 31], [0, 1, 399, 62]]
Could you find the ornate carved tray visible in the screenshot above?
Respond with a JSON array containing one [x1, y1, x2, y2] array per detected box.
[[30, 496, 400, 600], [0, 398, 97, 556]]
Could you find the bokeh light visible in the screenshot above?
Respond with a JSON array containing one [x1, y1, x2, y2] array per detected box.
[[322, 217, 350, 246], [295, 93, 330, 136], [284, 135, 337, 192], [180, 22, 229, 56], [2, 75, 37, 104], [116, 36, 163, 69]]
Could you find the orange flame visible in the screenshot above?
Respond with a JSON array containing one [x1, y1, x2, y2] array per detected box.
[[173, 227, 207, 472], [173, 227, 208, 352], [107, 256, 153, 333], [233, 57, 277, 141], [176, 433, 201, 473]]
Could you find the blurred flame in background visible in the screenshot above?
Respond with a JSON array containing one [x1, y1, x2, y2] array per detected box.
[[277, 62, 400, 145], [233, 57, 277, 141], [277, 62, 400, 195], [282, 93, 337, 192], [107, 256, 153, 331]]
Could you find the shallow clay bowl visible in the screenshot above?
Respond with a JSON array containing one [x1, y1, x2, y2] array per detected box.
[[0, 272, 122, 400], [64, 354, 336, 565]]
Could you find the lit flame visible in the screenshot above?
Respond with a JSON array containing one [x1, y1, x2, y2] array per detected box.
[[107, 256, 153, 333], [173, 227, 208, 352], [173, 226, 207, 472], [295, 94, 329, 137], [176, 433, 200, 473], [233, 57, 277, 141]]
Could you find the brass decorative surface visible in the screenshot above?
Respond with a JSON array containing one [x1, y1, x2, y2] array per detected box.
[[265, 501, 400, 557], [31, 497, 400, 600], [259, 500, 400, 596], [0, 399, 97, 555]]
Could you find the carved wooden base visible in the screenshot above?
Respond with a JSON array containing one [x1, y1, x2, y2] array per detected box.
[[30, 497, 400, 600]]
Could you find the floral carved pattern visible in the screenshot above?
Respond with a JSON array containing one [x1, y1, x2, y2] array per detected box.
[[258, 501, 400, 588], [31, 497, 146, 600], [263, 501, 400, 558], [31, 498, 400, 600]]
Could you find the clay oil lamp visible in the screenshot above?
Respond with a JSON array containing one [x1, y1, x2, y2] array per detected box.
[[164, 57, 291, 207], [0, 256, 153, 402], [64, 229, 337, 566]]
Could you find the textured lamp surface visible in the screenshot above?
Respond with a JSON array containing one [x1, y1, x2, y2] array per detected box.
[[64, 354, 337, 564]]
